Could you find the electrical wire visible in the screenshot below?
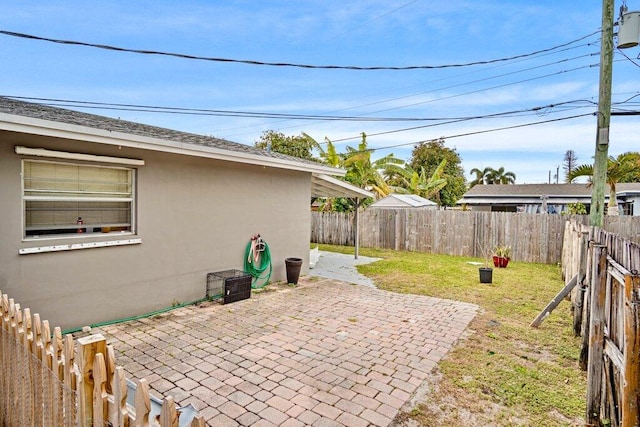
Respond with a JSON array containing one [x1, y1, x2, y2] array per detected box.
[[342, 52, 599, 114], [4, 95, 560, 122], [1, 95, 596, 125], [360, 113, 594, 154], [351, 58, 599, 117], [331, 105, 594, 143], [0, 29, 600, 71], [325, 0, 420, 41], [214, 45, 601, 137], [617, 48, 640, 68]]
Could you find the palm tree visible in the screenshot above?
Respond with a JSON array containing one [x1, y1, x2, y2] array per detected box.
[[486, 167, 516, 184], [567, 152, 639, 215], [342, 132, 402, 198], [305, 133, 342, 168], [385, 160, 448, 201], [469, 167, 492, 187]]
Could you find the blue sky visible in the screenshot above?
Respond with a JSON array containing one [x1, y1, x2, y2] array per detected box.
[[1, 1, 638, 184]]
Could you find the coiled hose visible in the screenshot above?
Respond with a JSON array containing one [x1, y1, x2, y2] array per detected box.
[[244, 237, 272, 289]]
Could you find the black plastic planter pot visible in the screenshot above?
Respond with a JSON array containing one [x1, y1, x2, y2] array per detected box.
[[479, 267, 493, 284], [285, 257, 303, 285]]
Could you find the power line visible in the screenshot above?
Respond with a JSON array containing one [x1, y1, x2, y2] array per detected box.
[[616, 47, 640, 68], [215, 48, 600, 137], [359, 113, 594, 153], [331, 104, 594, 143], [1, 95, 593, 123], [326, 0, 420, 41], [350, 54, 599, 116], [0, 29, 600, 71]]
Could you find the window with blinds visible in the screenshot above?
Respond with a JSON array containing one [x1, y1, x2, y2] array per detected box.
[[23, 160, 135, 238]]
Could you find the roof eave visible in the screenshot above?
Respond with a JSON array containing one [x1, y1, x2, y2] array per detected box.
[[0, 113, 345, 176], [311, 174, 374, 199]]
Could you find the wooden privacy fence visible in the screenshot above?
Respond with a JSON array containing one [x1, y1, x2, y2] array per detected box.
[[312, 210, 567, 264], [0, 290, 205, 427], [561, 220, 640, 427], [312, 210, 640, 264]]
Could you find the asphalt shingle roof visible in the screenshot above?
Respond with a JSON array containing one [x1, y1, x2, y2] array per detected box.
[[0, 96, 320, 166], [464, 183, 592, 197], [463, 183, 640, 198]]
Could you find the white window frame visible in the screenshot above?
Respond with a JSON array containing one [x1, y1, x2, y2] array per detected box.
[[21, 157, 138, 241]]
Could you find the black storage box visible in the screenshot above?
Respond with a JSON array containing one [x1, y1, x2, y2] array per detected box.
[[207, 270, 252, 304]]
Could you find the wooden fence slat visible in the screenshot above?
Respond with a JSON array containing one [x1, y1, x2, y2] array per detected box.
[[622, 273, 640, 426], [77, 334, 107, 426], [190, 415, 206, 427], [110, 366, 128, 427], [62, 333, 77, 426], [573, 229, 590, 336], [133, 378, 151, 427], [93, 352, 108, 427], [586, 244, 608, 426], [160, 396, 179, 427], [530, 273, 580, 328]]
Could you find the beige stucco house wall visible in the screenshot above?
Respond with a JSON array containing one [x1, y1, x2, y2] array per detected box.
[[0, 97, 346, 330]]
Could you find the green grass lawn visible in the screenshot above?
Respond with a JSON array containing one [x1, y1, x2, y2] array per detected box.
[[316, 244, 586, 427]]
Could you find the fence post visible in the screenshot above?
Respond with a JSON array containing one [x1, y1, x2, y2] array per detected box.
[[573, 229, 590, 336], [77, 334, 107, 427], [622, 273, 640, 426], [580, 240, 594, 370], [586, 244, 607, 426]]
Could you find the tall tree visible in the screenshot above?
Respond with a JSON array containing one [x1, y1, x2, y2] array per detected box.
[[469, 167, 492, 188], [307, 134, 347, 212], [486, 166, 516, 184], [563, 150, 578, 183], [343, 132, 401, 198], [568, 152, 639, 215], [409, 138, 466, 206], [254, 130, 320, 161], [385, 160, 448, 201], [306, 133, 342, 168], [617, 152, 640, 182]]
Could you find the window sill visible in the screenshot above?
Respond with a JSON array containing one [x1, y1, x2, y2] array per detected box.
[[19, 238, 142, 255]]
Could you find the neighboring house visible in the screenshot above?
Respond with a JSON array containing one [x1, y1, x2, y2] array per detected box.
[[458, 183, 640, 215], [368, 193, 438, 209], [0, 97, 369, 329]]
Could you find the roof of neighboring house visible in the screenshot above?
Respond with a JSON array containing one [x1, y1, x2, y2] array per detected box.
[[458, 183, 640, 205], [616, 183, 640, 196], [369, 193, 437, 208], [0, 96, 342, 176], [463, 183, 591, 197]]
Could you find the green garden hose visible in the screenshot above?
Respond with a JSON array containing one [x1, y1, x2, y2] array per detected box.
[[61, 296, 209, 335], [244, 237, 272, 289]]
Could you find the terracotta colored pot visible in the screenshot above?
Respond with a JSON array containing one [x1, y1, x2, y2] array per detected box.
[[498, 257, 510, 268]]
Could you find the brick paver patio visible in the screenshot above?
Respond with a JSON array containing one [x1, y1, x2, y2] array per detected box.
[[100, 277, 478, 426]]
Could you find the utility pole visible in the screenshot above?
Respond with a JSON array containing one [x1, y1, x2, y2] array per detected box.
[[590, 0, 615, 228]]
